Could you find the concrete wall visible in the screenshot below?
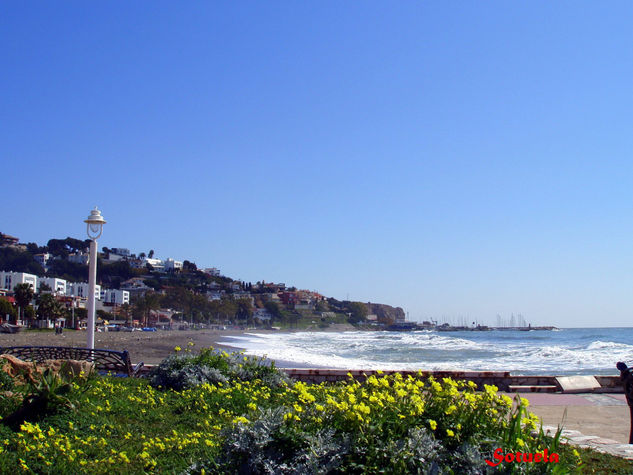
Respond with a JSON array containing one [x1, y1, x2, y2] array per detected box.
[[136, 365, 624, 393]]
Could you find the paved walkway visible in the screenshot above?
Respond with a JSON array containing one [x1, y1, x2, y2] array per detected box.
[[507, 392, 633, 459]]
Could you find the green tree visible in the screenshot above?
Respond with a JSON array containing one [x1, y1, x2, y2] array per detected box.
[[347, 302, 368, 324], [218, 298, 238, 325], [14, 283, 34, 323], [0, 248, 44, 275], [73, 307, 87, 324], [120, 303, 132, 325], [39, 282, 52, 293], [183, 260, 197, 272], [236, 298, 254, 325], [148, 250, 154, 259], [36, 293, 64, 321], [207, 299, 221, 324], [133, 292, 161, 326], [0, 298, 17, 321], [23, 305, 35, 322], [264, 301, 283, 322]]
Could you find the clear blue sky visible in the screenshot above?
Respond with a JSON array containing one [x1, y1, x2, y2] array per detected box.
[[2, 2, 633, 327]]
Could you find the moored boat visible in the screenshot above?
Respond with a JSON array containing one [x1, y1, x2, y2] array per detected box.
[[0, 323, 25, 334]]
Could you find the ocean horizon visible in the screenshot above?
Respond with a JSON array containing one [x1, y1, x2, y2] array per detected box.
[[218, 327, 633, 376]]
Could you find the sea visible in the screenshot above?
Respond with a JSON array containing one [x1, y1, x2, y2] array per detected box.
[[219, 328, 633, 375]]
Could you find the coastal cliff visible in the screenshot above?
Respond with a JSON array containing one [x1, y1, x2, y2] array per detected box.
[[365, 303, 405, 324]]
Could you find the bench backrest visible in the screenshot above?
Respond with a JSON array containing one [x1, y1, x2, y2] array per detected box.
[[0, 346, 134, 376]]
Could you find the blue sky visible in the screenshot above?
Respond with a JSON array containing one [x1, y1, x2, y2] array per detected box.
[[2, 2, 633, 327]]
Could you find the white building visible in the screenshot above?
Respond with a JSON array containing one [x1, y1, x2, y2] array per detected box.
[[100, 289, 130, 305], [204, 267, 221, 276], [164, 258, 183, 272], [34, 253, 52, 267], [68, 253, 90, 265], [141, 257, 164, 271], [67, 282, 101, 300], [111, 248, 130, 257], [0, 271, 37, 292], [206, 290, 224, 301], [38, 277, 67, 295], [253, 308, 273, 322], [103, 253, 126, 262], [120, 277, 153, 298]]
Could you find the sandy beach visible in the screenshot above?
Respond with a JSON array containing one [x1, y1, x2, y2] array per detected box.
[[0, 329, 245, 365]]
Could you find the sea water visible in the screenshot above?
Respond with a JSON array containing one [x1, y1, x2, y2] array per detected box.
[[219, 328, 633, 375]]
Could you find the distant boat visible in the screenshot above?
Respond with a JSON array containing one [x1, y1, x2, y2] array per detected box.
[[0, 323, 24, 334]]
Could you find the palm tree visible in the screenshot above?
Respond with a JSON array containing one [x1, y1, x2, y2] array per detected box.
[[133, 292, 161, 326], [120, 303, 132, 325], [14, 283, 34, 324], [36, 293, 64, 322]]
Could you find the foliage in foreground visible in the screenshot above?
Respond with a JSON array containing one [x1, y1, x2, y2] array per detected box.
[[149, 345, 289, 390], [0, 347, 629, 474]]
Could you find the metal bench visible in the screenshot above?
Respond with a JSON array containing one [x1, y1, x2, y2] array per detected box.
[[0, 346, 144, 377], [617, 362, 633, 444]]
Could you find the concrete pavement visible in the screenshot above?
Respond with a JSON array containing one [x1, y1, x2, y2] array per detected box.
[[507, 392, 633, 459]]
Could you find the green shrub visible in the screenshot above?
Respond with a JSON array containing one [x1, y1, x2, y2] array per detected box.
[[0, 370, 14, 391], [149, 348, 288, 391]]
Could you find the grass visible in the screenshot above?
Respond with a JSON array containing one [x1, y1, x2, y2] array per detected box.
[[576, 447, 633, 474]]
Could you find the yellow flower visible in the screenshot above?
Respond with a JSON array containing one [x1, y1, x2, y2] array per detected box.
[[429, 420, 437, 430], [446, 429, 455, 437], [174, 346, 182, 352]]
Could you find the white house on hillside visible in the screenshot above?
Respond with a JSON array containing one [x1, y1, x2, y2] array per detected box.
[[38, 277, 67, 295], [68, 253, 90, 265], [100, 289, 130, 305], [0, 271, 37, 291], [66, 282, 101, 300], [164, 258, 183, 272], [141, 257, 164, 271], [34, 253, 52, 267]]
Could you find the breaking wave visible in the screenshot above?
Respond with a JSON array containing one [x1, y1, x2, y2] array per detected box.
[[219, 328, 633, 375]]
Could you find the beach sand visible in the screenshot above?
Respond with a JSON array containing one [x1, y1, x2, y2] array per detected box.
[[0, 329, 244, 365]]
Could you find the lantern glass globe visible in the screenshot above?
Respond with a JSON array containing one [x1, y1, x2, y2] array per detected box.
[[84, 207, 106, 239]]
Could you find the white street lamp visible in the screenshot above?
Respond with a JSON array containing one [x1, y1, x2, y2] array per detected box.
[[84, 207, 106, 349]]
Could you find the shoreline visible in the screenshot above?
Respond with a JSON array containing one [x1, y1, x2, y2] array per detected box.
[[0, 328, 624, 376]]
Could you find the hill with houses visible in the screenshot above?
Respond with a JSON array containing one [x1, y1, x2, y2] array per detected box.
[[0, 231, 405, 330]]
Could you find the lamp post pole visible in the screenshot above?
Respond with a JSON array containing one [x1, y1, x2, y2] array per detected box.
[[84, 207, 106, 349]]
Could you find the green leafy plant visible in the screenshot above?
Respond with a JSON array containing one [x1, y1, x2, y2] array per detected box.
[[149, 347, 288, 391], [1, 365, 86, 431], [0, 370, 15, 391]]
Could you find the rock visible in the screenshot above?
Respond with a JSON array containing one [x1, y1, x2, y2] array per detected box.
[[0, 354, 94, 384], [365, 303, 406, 324]]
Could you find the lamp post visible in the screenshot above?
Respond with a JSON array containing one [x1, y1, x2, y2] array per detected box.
[[84, 207, 106, 349]]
